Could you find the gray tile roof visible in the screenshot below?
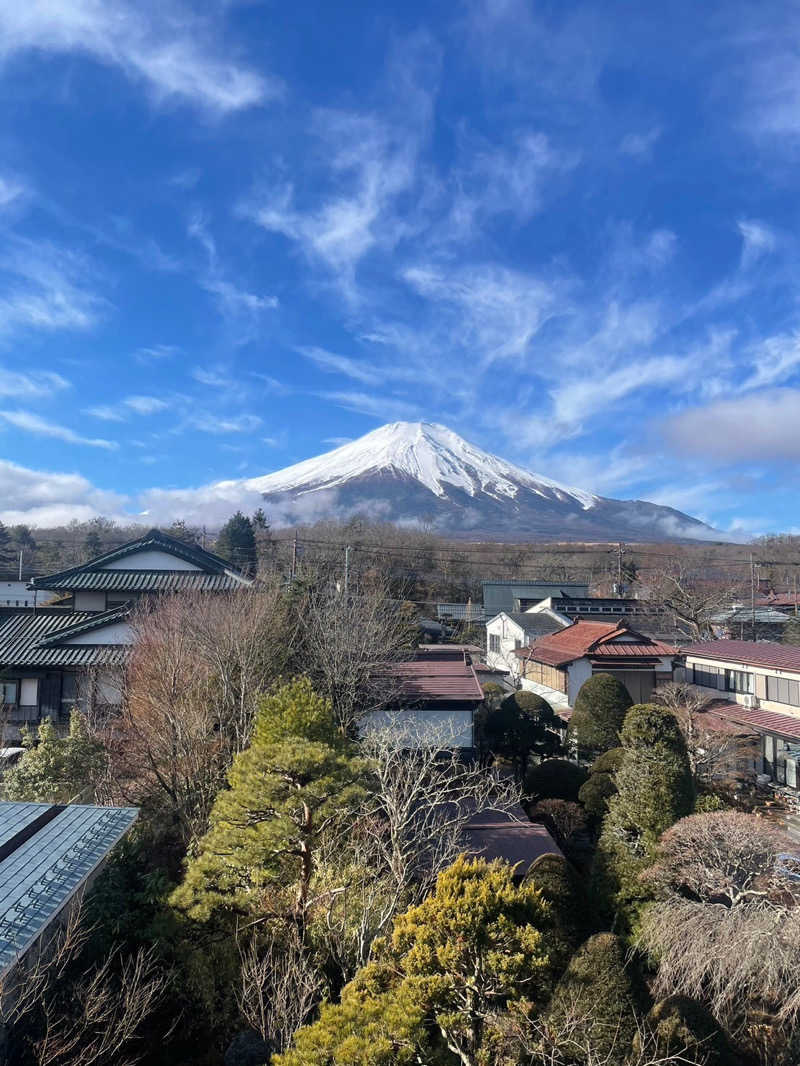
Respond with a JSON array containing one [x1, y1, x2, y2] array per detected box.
[[0, 802, 138, 976], [502, 612, 565, 636], [0, 610, 128, 668]]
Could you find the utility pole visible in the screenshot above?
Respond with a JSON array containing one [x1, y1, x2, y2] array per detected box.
[[794, 571, 798, 617], [344, 544, 351, 599], [750, 552, 756, 637], [17, 550, 22, 581], [617, 542, 625, 595], [291, 531, 298, 582]]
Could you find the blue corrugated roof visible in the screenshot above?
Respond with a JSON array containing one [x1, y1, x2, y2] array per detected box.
[[0, 802, 138, 975]]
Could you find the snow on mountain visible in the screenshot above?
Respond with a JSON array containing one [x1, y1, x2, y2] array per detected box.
[[246, 422, 599, 510], [138, 421, 721, 540]]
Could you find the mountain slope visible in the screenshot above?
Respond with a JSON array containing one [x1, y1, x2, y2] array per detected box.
[[240, 422, 719, 542]]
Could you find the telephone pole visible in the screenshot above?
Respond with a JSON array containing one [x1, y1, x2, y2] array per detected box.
[[290, 530, 298, 582], [344, 544, 351, 599], [750, 552, 756, 636]]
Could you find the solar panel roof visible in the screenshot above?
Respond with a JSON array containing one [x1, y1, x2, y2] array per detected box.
[[0, 802, 138, 976]]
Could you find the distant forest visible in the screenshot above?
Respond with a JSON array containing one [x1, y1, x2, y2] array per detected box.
[[3, 512, 800, 608]]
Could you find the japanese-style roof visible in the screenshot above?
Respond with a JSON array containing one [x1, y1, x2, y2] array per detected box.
[[385, 657, 484, 703], [702, 700, 800, 742], [514, 619, 677, 668], [30, 528, 250, 592], [0, 609, 129, 668], [684, 640, 800, 674], [0, 802, 137, 976]]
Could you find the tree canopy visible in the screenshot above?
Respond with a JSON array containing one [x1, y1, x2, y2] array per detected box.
[[215, 511, 258, 574], [570, 672, 633, 754]]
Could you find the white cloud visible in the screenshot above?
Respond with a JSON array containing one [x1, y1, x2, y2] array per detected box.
[[124, 394, 168, 415], [317, 390, 420, 421], [0, 457, 128, 526], [135, 344, 180, 362], [0, 410, 117, 449], [185, 412, 262, 434], [0, 0, 277, 114], [85, 404, 125, 422], [188, 211, 277, 319], [297, 345, 407, 386], [619, 127, 662, 159], [0, 237, 104, 336], [738, 219, 777, 269], [739, 331, 800, 391], [663, 388, 800, 462], [0, 175, 26, 208], [550, 356, 687, 428], [0, 367, 70, 399], [402, 262, 562, 366]]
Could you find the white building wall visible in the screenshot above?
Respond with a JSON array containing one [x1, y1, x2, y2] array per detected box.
[[684, 654, 800, 719], [567, 659, 593, 702], [62, 621, 134, 646], [103, 549, 202, 571], [74, 591, 107, 612], [362, 709, 474, 748], [485, 614, 525, 677]]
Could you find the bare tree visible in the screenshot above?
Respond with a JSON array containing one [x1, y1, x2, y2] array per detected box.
[[651, 564, 745, 641], [655, 682, 750, 781], [0, 900, 167, 1066], [298, 579, 416, 733], [639, 812, 800, 1059], [106, 583, 293, 842], [236, 929, 322, 1056]]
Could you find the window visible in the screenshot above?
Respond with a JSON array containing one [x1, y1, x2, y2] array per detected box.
[[767, 676, 800, 707], [692, 664, 722, 688], [489, 634, 500, 654], [514, 638, 522, 649], [725, 669, 753, 694], [1, 680, 18, 706]]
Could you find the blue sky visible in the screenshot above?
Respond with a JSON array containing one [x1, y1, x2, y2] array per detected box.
[[1, 0, 800, 534]]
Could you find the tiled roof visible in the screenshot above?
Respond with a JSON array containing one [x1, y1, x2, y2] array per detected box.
[[515, 619, 676, 667], [704, 700, 800, 741], [33, 570, 245, 592], [30, 528, 250, 592], [684, 640, 800, 674], [0, 610, 129, 668], [0, 802, 137, 976], [386, 658, 484, 703], [497, 612, 566, 636]]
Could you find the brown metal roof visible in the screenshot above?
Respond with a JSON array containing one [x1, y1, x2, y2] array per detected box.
[[590, 640, 677, 658], [386, 658, 484, 702], [516, 619, 677, 667], [684, 640, 800, 674], [463, 806, 562, 869], [704, 700, 800, 741]]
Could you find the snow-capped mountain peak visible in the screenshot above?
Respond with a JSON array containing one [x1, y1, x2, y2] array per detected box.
[[247, 421, 599, 510]]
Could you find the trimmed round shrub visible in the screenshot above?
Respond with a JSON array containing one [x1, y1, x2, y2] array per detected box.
[[501, 690, 555, 719], [545, 932, 645, 1066], [570, 673, 633, 754], [525, 758, 588, 801], [481, 682, 504, 699], [578, 772, 618, 820], [527, 853, 589, 980], [591, 746, 625, 775], [646, 996, 737, 1066]]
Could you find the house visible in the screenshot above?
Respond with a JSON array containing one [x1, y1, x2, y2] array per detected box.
[[481, 581, 589, 617], [462, 806, 562, 874], [0, 581, 57, 610], [0, 529, 250, 740], [366, 648, 485, 749], [485, 610, 567, 678], [675, 640, 800, 789], [0, 801, 138, 979], [514, 619, 677, 710]]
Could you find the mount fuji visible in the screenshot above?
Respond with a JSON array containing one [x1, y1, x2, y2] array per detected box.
[[230, 422, 719, 542]]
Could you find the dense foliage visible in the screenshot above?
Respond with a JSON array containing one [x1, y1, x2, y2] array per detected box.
[[525, 758, 588, 801], [570, 672, 633, 754]]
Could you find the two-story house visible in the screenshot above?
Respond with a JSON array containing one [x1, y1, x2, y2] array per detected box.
[[0, 529, 250, 738], [513, 619, 677, 711], [677, 640, 800, 788], [485, 610, 566, 678]]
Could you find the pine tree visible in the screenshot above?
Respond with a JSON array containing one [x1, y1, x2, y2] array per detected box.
[[484, 691, 561, 778], [215, 511, 258, 574], [276, 856, 552, 1066], [527, 853, 589, 981], [592, 704, 694, 931], [170, 677, 367, 925], [570, 673, 633, 754], [0, 521, 15, 572], [2, 712, 106, 803]]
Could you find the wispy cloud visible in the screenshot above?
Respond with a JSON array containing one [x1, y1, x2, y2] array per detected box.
[[0, 367, 70, 399], [0, 0, 279, 114], [737, 219, 777, 269], [0, 174, 26, 209], [135, 344, 180, 363], [298, 345, 394, 386], [619, 126, 662, 159], [317, 390, 420, 421], [188, 211, 277, 319], [0, 237, 105, 336], [85, 405, 125, 422], [0, 410, 118, 449], [124, 394, 169, 415], [663, 389, 800, 463]]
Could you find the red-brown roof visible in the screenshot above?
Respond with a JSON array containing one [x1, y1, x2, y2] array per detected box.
[[463, 806, 562, 869], [514, 619, 677, 667], [386, 659, 484, 703], [703, 700, 800, 741], [685, 640, 800, 674]]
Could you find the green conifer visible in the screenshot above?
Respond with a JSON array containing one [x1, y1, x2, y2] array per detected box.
[[570, 672, 633, 754]]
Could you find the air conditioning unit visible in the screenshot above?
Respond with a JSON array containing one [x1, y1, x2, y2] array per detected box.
[[741, 694, 758, 709], [785, 755, 799, 790]]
